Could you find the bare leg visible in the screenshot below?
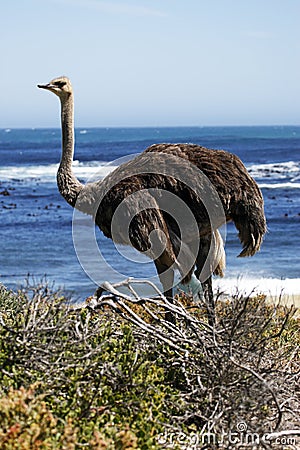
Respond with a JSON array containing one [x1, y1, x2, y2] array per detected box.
[[201, 276, 215, 326], [154, 258, 175, 323], [195, 235, 215, 326]]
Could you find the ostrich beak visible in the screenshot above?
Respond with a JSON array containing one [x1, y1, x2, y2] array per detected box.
[[37, 83, 54, 90]]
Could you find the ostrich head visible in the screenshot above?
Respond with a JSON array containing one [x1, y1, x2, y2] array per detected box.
[[38, 76, 72, 98]]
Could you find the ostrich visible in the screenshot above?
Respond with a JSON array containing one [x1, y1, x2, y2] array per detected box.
[[38, 76, 266, 322]]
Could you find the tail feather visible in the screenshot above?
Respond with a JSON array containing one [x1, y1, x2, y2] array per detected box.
[[238, 231, 264, 257], [168, 229, 196, 284], [194, 230, 226, 283], [233, 203, 267, 258], [213, 229, 225, 277]]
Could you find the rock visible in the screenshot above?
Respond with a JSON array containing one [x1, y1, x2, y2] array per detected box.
[[0, 189, 10, 196]]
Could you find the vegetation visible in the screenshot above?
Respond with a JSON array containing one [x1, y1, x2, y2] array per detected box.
[[0, 280, 299, 449]]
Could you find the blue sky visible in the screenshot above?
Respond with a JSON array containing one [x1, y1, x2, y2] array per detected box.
[[1, 0, 300, 127]]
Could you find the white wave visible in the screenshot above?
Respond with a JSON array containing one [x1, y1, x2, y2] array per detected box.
[[2, 158, 300, 190], [248, 160, 300, 180], [0, 161, 117, 183], [258, 182, 300, 189], [248, 160, 300, 189], [0, 163, 58, 181], [73, 161, 117, 181], [215, 277, 300, 297]]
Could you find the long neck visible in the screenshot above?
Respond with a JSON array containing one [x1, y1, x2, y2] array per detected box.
[[57, 93, 83, 207]]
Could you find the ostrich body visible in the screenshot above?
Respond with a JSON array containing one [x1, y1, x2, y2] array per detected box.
[[38, 76, 266, 320]]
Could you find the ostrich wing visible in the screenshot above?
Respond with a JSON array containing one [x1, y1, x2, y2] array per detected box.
[[145, 143, 267, 257]]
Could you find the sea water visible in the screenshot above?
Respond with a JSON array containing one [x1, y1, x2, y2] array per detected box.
[[0, 126, 299, 299]]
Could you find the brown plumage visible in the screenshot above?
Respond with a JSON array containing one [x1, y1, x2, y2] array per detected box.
[[38, 76, 266, 321]]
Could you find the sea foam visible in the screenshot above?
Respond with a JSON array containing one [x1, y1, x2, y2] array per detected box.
[[215, 276, 300, 297], [0, 161, 117, 183]]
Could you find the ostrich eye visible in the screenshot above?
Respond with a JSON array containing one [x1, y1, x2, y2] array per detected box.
[[55, 81, 66, 88]]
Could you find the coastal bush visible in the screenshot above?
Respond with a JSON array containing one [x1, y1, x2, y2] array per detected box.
[[0, 281, 299, 449]]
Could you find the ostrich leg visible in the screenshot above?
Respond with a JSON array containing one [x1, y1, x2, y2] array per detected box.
[[154, 259, 175, 323], [195, 235, 216, 327], [201, 276, 215, 326]]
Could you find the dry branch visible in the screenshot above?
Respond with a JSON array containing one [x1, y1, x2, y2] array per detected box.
[[0, 279, 299, 449]]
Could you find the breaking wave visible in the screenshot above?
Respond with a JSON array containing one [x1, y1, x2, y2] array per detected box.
[[0, 159, 299, 190], [0, 161, 118, 183], [248, 160, 300, 188]]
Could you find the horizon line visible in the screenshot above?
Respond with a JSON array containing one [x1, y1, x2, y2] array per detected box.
[[1, 124, 300, 131]]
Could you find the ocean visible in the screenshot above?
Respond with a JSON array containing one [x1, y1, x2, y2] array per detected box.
[[0, 126, 299, 300]]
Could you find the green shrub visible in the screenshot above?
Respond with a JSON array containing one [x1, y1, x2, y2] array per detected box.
[[0, 385, 60, 449], [0, 282, 299, 449]]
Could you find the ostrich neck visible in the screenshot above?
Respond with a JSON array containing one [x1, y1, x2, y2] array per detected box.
[[57, 94, 83, 208]]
